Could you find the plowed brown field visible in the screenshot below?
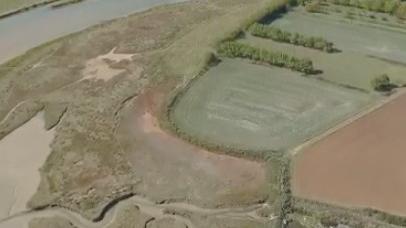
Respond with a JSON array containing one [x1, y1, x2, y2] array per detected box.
[[293, 92, 406, 216]]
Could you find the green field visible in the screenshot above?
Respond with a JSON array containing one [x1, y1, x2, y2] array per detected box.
[[241, 8, 406, 91], [270, 7, 406, 61], [171, 58, 373, 152]]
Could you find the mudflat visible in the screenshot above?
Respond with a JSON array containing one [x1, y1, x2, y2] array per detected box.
[[0, 113, 54, 220]]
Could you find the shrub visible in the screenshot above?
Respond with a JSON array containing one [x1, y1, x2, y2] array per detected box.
[[249, 23, 336, 52], [217, 41, 316, 74], [320, 216, 339, 227], [305, 0, 323, 12], [371, 74, 391, 91], [396, 2, 406, 19], [327, 0, 405, 19]]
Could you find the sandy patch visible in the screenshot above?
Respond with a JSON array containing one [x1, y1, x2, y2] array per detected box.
[[293, 92, 406, 216], [81, 47, 138, 82], [0, 113, 54, 220]]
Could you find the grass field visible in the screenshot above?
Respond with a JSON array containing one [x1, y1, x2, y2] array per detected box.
[[270, 8, 406, 62], [241, 8, 406, 91], [171, 58, 373, 153]]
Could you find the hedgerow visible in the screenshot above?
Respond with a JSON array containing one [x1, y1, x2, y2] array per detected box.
[[325, 0, 406, 20], [217, 41, 316, 74], [249, 23, 336, 52]]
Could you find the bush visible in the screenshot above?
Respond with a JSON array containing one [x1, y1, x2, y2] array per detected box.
[[305, 0, 323, 12], [371, 74, 391, 91], [327, 0, 405, 20], [320, 216, 339, 227], [217, 41, 316, 74], [249, 23, 336, 52], [396, 2, 406, 19]]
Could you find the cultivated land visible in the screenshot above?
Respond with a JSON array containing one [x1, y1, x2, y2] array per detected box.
[[242, 7, 406, 91], [293, 91, 406, 216], [172, 58, 373, 152]]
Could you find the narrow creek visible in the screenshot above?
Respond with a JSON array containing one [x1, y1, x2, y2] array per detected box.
[[0, 194, 269, 228]]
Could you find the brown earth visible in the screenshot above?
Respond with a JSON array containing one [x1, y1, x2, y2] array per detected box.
[[117, 89, 268, 208], [293, 92, 406, 216]]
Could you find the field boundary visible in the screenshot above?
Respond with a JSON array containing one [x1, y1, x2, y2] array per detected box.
[[291, 88, 406, 157], [162, 0, 290, 162]]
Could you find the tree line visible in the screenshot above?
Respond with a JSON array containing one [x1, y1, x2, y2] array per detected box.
[[326, 0, 406, 20], [249, 23, 336, 53], [217, 41, 316, 74]]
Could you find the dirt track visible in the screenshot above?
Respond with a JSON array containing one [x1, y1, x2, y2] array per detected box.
[[293, 92, 406, 216]]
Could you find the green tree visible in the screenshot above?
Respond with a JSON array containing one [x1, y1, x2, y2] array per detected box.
[[371, 74, 391, 91]]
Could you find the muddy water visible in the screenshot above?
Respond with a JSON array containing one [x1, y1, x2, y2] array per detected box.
[[0, 113, 54, 221], [0, 0, 186, 64]]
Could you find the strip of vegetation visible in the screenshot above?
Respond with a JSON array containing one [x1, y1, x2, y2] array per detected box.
[[249, 23, 337, 52], [294, 197, 406, 227], [276, 159, 295, 228], [323, 0, 406, 20], [0, 0, 62, 19], [217, 41, 316, 74], [51, 0, 85, 8]]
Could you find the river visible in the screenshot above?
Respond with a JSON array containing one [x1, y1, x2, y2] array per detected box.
[[0, 0, 186, 64]]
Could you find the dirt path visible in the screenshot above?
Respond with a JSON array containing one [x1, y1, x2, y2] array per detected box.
[[0, 194, 270, 228], [291, 89, 406, 156]]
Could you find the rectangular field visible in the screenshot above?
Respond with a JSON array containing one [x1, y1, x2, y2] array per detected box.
[[171, 58, 373, 153], [241, 8, 406, 91], [292, 91, 406, 216], [270, 8, 406, 62]]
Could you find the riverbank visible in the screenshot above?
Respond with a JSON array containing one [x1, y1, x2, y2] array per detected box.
[[0, 0, 287, 227], [0, 0, 61, 19]]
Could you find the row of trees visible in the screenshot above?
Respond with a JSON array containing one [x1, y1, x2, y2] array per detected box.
[[217, 41, 316, 74], [327, 0, 406, 20], [249, 23, 336, 53]]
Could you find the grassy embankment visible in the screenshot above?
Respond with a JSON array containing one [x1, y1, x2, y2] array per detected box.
[[0, 0, 62, 19]]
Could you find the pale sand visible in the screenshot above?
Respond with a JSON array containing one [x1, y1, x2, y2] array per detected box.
[[81, 47, 138, 82], [0, 113, 55, 220]]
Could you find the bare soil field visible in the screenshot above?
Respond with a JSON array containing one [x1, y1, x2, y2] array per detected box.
[[293, 91, 406, 216]]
